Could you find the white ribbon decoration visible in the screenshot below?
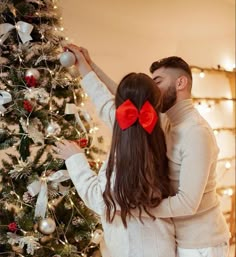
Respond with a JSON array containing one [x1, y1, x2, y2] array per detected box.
[[65, 103, 87, 133], [0, 90, 12, 113], [0, 21, 33, 44], [27, 170, 70, 218]]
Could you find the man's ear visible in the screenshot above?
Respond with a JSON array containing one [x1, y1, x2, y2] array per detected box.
[[176, 76, 188, 91]]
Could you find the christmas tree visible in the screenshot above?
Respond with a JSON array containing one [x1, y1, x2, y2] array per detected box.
[[0, 1, 105, 256]]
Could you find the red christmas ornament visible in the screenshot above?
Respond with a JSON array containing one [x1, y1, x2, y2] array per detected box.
[[76, 138, 88, 148], [25, 75, 37, 87], [8, 222, 18, 232], [23, 100, 33, 113]]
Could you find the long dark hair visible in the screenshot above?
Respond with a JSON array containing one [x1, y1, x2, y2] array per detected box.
[[103, 72, 170, 227]]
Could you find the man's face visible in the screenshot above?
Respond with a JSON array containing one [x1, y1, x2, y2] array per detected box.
[[152, 67, 177, 113]]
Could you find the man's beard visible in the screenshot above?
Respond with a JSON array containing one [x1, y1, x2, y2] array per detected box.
[[160, 85, 177, 113]]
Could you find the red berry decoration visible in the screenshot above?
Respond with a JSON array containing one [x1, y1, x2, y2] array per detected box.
[[8, 222, 18, 232], [23, 100, 33, 113], [25, 75, 37, 87]]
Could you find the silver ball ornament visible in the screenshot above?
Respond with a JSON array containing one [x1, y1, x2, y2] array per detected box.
[[38, 217, 56, 235], [60, 51, 76, 67], [25, 68, 40, 80]]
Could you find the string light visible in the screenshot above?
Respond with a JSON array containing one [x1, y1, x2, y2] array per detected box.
[[192, 97, 236, 102], [191, 65, 236, 74], [224, 161, 232, 169], [223, 188, 234, 196], [199, 70, 205, 78], [213, 128, 236, 135]]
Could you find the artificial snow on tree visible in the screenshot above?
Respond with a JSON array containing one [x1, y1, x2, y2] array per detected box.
[[0, 1, 106, 256]]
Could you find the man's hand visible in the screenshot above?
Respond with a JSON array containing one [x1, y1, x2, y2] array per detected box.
[[53, 140, 83, 160]]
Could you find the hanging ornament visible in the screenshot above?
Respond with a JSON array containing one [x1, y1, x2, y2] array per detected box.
[[25, 68, 40, 80], [23, 100, 33, 113], [46, 121, 61, 136], [91, 229, 103, 244], [25, 75, 37, 87], [38, 217, 56, 235], [59, 50, 76, 68], [8, 222, 18, 232]]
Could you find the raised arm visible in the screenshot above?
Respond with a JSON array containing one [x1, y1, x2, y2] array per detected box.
[[65, 44, 116, 129], [80, 47, 117, 95], [134, 125, 218, 218]]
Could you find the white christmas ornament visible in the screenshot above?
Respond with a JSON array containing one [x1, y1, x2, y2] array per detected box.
[[46, 121, 61, 136], [38, 218, 56, 235], [59, 51, 76, 67], [25, 68, 40, 80]]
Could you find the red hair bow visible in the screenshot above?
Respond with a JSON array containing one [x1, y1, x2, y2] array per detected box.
[[116, 99, 158, 134]]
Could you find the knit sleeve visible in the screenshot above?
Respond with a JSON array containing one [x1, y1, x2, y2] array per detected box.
[[65, 153, 107, 215], [80, 71, 116, 129], [136, 125, 218, 218]]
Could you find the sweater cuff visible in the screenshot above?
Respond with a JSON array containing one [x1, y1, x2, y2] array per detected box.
[[65, 153, 89, 175]]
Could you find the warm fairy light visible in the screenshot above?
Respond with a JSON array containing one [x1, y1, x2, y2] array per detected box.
[[69, 198, 74, 206], [225, 161, 231, 169], [223, 188, 234, 196], [223, 59, 235, 71], [213, 130, 219, 135], [199, 71, 205, 78], [53, 5, 58, 9], [80, 102, 85, 107]]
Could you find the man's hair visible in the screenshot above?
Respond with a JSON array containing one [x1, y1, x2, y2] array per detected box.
[[150, 56, 192, 81]]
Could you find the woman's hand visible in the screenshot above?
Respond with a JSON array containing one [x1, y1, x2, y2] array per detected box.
[[64, 44, 92, 77], [53, 140, 83, 160]]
